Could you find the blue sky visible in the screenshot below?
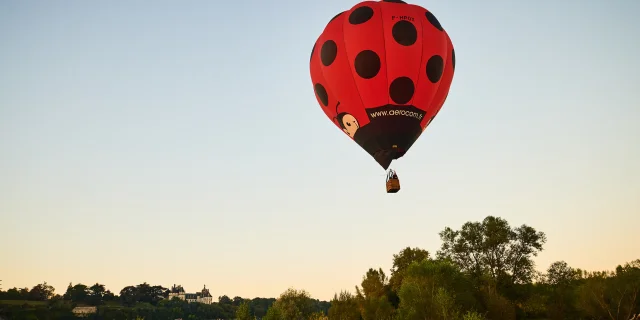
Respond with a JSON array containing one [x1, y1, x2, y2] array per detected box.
[[1, 0, 639, 300]]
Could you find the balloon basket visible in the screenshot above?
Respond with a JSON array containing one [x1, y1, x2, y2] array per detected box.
[[386, 179, 400, 193], [385, 169, 400, 193]]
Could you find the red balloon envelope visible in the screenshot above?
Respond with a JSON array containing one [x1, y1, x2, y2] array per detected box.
[[310, 0, 455, 170]]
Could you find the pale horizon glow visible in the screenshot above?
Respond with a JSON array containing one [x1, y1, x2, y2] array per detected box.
[[1, 0, 639, 301]]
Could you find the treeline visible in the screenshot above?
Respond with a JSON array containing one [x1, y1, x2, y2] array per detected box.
[[1, 216, 639, 320], [0, 282, 327, 319], [254, 216, 639, 320]]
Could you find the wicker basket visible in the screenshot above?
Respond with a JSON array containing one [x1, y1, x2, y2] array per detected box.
[[386, 178, 400, 193]]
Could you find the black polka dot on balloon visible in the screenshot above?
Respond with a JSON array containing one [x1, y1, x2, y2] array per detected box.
[[451, 49, 455, 70], [383, 0, 407, 3], [354, 50, 381, 79], [314, 83, 329, 106], [349, 6, 374, 25], [389, 77, 415, 104], [426, 55, 444, 83], [320, 40, 337, 66], [392, 20, 417, 46], [425, 11, 443, 31]]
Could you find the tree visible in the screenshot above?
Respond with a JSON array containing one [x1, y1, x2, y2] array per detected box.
[[19, 287, 30, 298], [250, 297, 277, 318], [355, 268, 394, 320], [437, 216, 546, 285], [478, 284, 517, 320], [87, 283, 107, 306], [104, 289, 116, 301], [2, 287, 23, 300], [219, 294, 233, 305], [233, 296, 245, 306], [64, 283, 89, 303], [545, 261, 579, 286], [28, 282, 55, 300], [129, 282, 166, 305], [575, 260, 640, 320], [264, 288, 315, 320], [543, 261, 580, 320], [328, 291, 361, 320], [119, 285, 139, 307], [3, 215, 638, 320], [395, 259, 477, 320], [263, 303, 283, 320], [359, 268, 388, 299], [389, 247, 430, 292], [236, 301, 253, 320]]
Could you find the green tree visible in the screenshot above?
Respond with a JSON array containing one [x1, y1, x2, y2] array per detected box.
[[250, 297, 277, 318], [545, 261, 579, 286], [278, 288, 315, 319], [395, 259, 477, 320], [2, 287, 24, 299], [434, 287, 461, 320], [87, 283, 107, 306], [28, 282, 55, 301], [389, 247, 430, 292], [135, 282, 166, 305], [355, 268, 394, 320], [233, 295, 245, 306], [328, 291, 361, 320], [64, 283, 89, 303], [437, 216, 546, 286], [575, 259, 640, 320], [479, 284, 516, 320], [104, 289, 116, 301], [263, 303, 284, 320], [119, 285, 139, 307], [18, 287, 30, 299], [236, 300, 253, 320], [543, 261, 580, 320], [219, 295, 233, 305]]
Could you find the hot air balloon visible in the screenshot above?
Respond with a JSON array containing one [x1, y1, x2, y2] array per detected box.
[[309, 0, 455, 193]]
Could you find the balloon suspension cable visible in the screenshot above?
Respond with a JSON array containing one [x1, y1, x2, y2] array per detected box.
[[386, 168, 397, 181]]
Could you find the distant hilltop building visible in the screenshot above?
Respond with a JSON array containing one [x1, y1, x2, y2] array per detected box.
[[167, 284, 213, 304]]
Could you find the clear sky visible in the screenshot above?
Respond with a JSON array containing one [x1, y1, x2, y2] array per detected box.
[[1, 0, 639, 301]]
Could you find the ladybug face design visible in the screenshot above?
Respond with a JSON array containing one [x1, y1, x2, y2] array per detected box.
[[310, 0, 455, 170], [337, 112, 360, 137]]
